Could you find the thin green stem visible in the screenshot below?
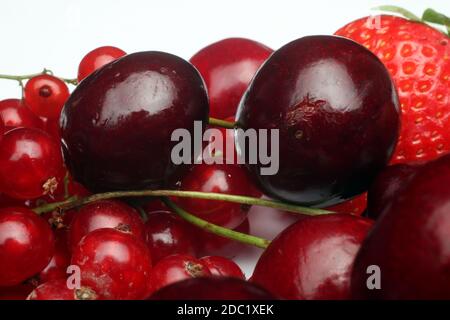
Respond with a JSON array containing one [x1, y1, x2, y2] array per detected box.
[[162, 198, 270, 249], [208, 117, 236, 129], [33, 189, 333, 216], [0, 70, 78, 85]]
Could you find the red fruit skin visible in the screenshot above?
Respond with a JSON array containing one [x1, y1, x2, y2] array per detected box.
[[78, 46, 126, 82], [24, 75, 70, 120], [27, 279, 98, 300], [150, 254, 211, 294], [367, 163, 419, 219], [335, 15, 450, 164], [326, 193, 367, 216], [0, 128, 64, 200], [190, 38, 273, 120], [144, 210, 197, 264], [0, 207, 54, 286], [252, 214, 373, 300], [178, 163, 253, 229], [150, 277, 276, 300], [67, 199, 145, 251], [352, 154, 450, 299], [0, 283, 34, 300], [39, 229, 70, 283], [0, 99, 43, 130], [71, 228, 152, 300], [200, 256, 245, 279]]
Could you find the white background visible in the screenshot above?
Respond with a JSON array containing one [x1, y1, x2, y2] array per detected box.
[[0, 0, 449, 277]]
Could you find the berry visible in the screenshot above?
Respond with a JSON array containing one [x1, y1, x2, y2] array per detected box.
[[177, 163, 253, 229], [326, 193, 367, 216], [68, 199, 145, 251], [251, 214, 373, 299], [0, 128, 64, 200], [367, 163, 419, 219], [352, 154, 450, 299], [236, 35, 399, 206], [150, 277, 276, 300], [38, 229, 70, 283], [0, 99, 42, 130], [190, 38, 272, 119], [335, 15, 450, 164], [150, 254, 211, 294], [0, 283, 34, 300], [61, 51, 209, 193], [24, 74, 70, 120], [0, 207, 54, 286], [144, 210, 197, 264], [78, 46, 126, 82], [71, 228, 152, 299], [200, 256, 245, 279], [27, 279, 97, 300]]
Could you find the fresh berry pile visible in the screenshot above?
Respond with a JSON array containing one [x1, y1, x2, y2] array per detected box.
[[0, 7, 449, 300]]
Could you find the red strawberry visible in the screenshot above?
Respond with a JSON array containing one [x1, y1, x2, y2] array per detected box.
[[335, 13, 449, 164]]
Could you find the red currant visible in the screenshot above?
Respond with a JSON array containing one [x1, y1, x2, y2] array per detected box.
[[144, 209, 197, 264], [200, 256, 245, 279], [38, 229, 70, 283], [0, 99, 43, 130], [0, 207, 54, 286], [24, 75, 70, 120], [0, 128, 64, 200], [68, 199, 145, 251], [77, 46, 126, 82], [190, 38, 273, 119], [71, 228, 152, 299], [177, 163, 253, 229], [150, 254, 211, 294], [27, 279, 98, 300], [0, 283, 34, 300]]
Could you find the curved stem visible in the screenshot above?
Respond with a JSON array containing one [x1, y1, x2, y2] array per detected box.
[[208, 117, 236, 129], [162, 198, 270, 249], [0, 70, 78, 86], [33, 189, 333, 216]]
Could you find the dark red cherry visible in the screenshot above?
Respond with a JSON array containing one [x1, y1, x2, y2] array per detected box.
[[67, 199, 145, 251], [150, 277, 276, 300], [71, 228, 152, 300], [0, 283, 34, 300], [0, 207, 54, 286], [0, 99, 43, 130], [326, 193, 367, 216], [27, 279, 98, 300], [351, 154, 450, 299], [236, 35, 400, 206], [78, 46, 126, 82], [144, 210, 197, 263], [24, 75, 70, 120], [177, 163, 253, 229], [367, 163, 419, 219], [200, 256, 245, 279], [0, 128, 64, 200], [190, 38, 272, 119], [150, 254, 211, 294], [61, 51, 209, 193], [251, 214, 373, 299]]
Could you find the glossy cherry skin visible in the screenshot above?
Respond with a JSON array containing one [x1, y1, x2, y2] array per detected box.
[[351, 154, 450, 299], [150, 254, 211, 294], [0, 128, 64, 200], [0, 207, 54, 286], [191, 38, 273, 119], [366, 163, 419, 219], [61, 51, 209, 193], [78, 46, 126, 82], [67, 199, 145, 251], [144, 210, 197, 263], [177, 163, 253, 229], [326, 193, 367, 216], [38, 229, 70, 283], [200, 256, 245, 279], [24, 75, 70, 120], [252, 214, 373, 299], [0, 99, 43, 131], [71, 228, 152, 300], [151, 277, 276, 300], [27, 279, 98, 300], [236, 35, 400, 206]]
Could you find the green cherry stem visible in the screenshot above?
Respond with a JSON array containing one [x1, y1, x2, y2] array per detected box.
[[208, 117, 236, 129], [33, 189, 333, 216]]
